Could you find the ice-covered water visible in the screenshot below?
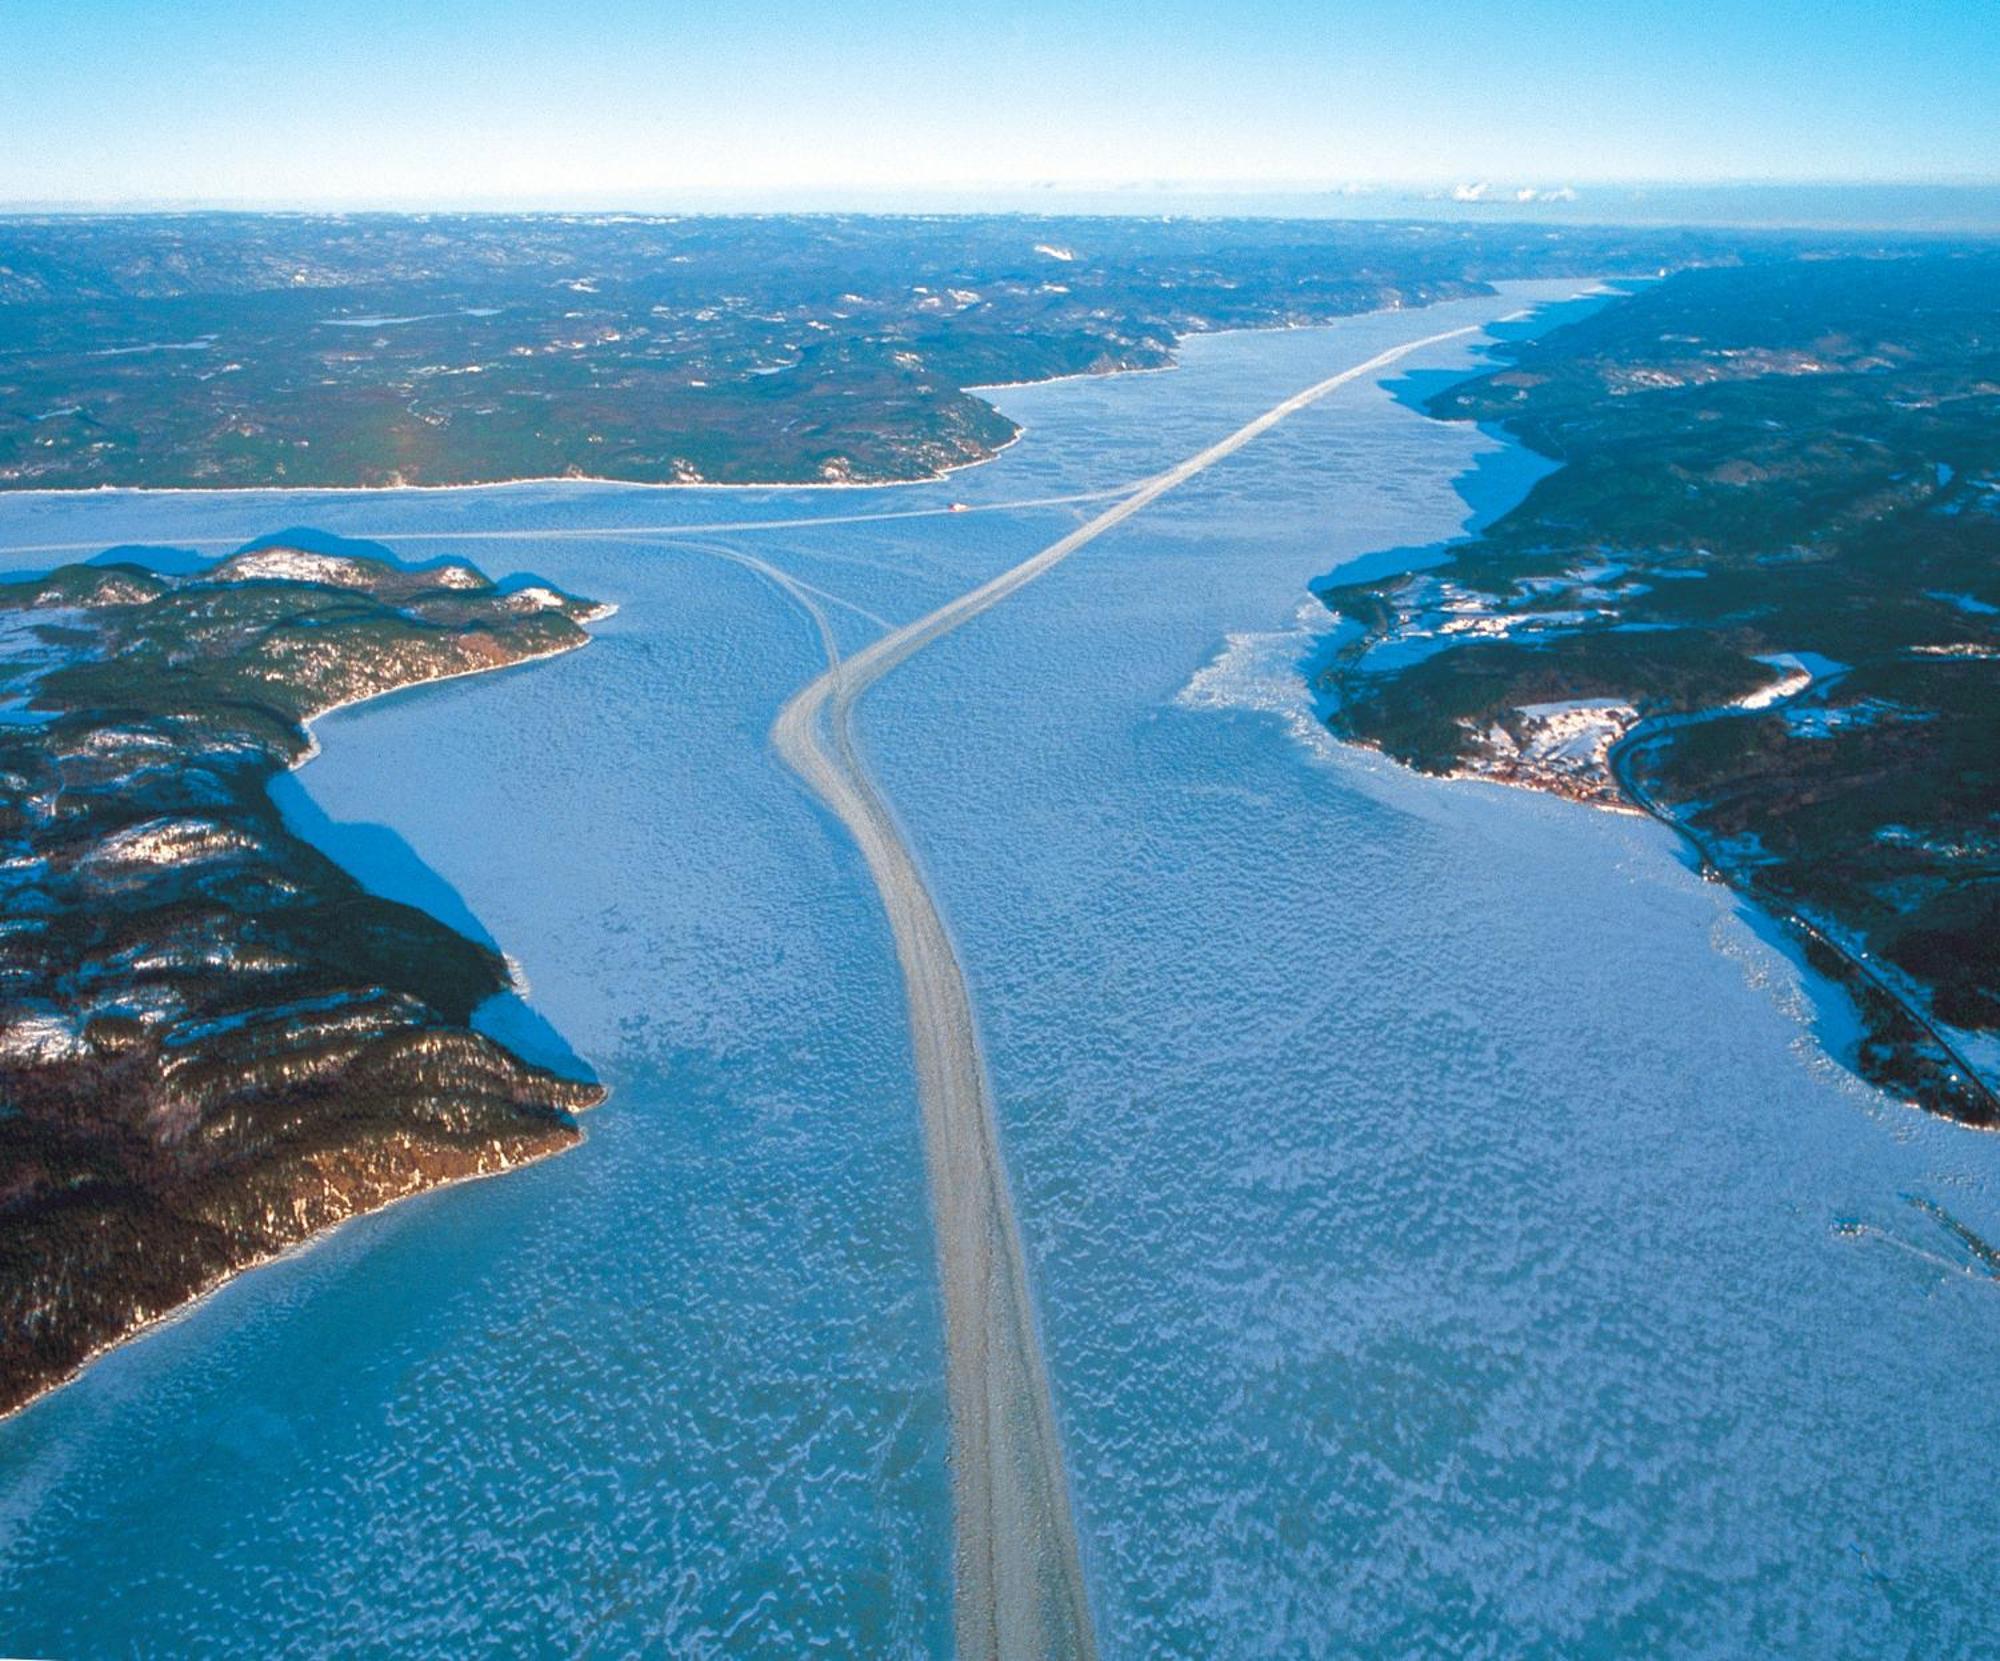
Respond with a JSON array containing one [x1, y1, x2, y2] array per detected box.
[[1, 286, 1997, 1657]]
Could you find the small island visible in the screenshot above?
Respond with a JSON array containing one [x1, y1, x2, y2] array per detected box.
[[1316, 255, 2000, 1124], [0, 539, 607, 1416]]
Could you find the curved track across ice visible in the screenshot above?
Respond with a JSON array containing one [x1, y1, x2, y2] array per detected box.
[[772, 324, 1477, 1661]]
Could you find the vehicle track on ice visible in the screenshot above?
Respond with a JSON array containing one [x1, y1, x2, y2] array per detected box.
[[773, 323, 1478, 1660]]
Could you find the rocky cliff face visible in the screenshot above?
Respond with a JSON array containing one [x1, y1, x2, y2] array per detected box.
[[0, 539, 606, 1415]]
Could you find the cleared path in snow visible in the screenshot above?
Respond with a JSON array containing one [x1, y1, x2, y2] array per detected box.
[[772, 322, 1479, 1661]]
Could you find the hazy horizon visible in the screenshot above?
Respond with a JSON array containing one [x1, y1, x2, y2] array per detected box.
[[4, 181, 1998, 236], [7, 0, 1994, 212]]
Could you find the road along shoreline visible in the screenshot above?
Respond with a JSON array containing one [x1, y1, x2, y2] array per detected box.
[[773, 321, 1481, 1661]]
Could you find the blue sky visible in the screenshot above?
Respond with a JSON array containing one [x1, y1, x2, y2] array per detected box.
[[3, 0, 1995, 205]]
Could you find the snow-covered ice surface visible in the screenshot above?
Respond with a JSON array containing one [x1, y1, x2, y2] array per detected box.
[[1, 284, 1997, 1657]]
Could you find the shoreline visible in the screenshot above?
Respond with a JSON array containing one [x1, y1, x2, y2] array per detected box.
[[290, 613, 611, 768], [1322, 679, 2000, 1123], [0, 298, 1493, 506], [1296, 283, 2000, 1126], [0, 1129, 588, 1427], [1433, 752, 1649, 816], [0, 584, 613, 1427], [0, 426, 1026, 503], [1607, 720, 2000, 1125]]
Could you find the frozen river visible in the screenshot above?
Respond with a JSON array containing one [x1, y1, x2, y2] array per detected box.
[[1, 285, 1996, 1657]]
